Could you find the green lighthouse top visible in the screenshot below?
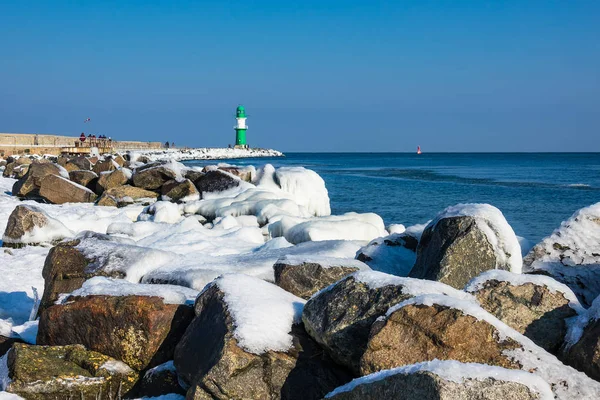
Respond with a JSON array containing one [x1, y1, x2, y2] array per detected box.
[[236, 105, 246, 118]]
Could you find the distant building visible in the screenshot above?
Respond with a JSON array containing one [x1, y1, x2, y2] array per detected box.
[[234, 105, 248, 149]]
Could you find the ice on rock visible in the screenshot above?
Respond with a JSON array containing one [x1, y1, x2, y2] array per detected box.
[[208, 274, 305, 354], [61, 277, 199, 305], [325, 360, 554, 400], [465, 269, 585, 313], [430, 203, 522, 273], [270, 212, 387, 244], [138, 201, 183, 224], [273, 166, 331, 217], [138, 148, 283, 162], [386, 293, 600, 399]]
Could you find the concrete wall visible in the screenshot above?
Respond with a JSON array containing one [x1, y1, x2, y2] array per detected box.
[[0, 133, 162, 156]]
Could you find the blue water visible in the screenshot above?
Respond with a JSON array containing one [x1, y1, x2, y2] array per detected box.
[[185, 153, 600, 243]]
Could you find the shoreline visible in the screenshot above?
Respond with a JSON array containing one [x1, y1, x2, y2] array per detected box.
[[137, 147, 284, 162]]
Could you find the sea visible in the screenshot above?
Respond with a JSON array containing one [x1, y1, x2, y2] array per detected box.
[[184, 153, 600, 244]]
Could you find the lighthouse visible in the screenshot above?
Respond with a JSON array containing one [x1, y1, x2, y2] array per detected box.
[[234, 105, 248, 149]]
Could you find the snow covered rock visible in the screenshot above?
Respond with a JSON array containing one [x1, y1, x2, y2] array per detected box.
[[11, 161, 65, 199], [68, 170, 98, 190], [1, 343, 138, 399], [39, 174, 98, 204], [3, 158, 31, 179], [37, 294, 194, 371], [97, 185, 158, 207], [326, 360, 551, 400], [97, 169, 129, 191], [174, 274, 351, 400], [217, 166, 253, 182], [194, 170, 239, 196], [360, 294, 600, 399], [134, 361, 185, 398], [273, 256, 369, 299], [272, 212, 386, 244], [465, 270, 582, 354], [132, 163, 179, 190], [2, 205, 72, 248], [409, 204, 522, 289], [302, 271, 473, 375], [523, 203, 600, 306], [160, 179, 199, 203], [563, 296, 600, 382], [356, 232, 419, 276]]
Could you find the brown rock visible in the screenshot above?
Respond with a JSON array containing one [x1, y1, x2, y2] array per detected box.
[[217, 166, 252, 182], [113, 154, 126, 167], [98, 169, 130, 191], [468, 274, 577, 353], [3, 342, 138, 400], [325, 366, 540, 400], [97, 185, 158, 207], [68, 156, 93, 170], [38, 295, 195, 371], [11, 161, 64, 198], [409, 216, 509, 289], [274, 258, 363, 299], [161, 179, 199, 202], [132, 164, 178, 190], [92, 159, 116, 174], [69, 170, 99, 190], [565, 318, 600, 381], [360, 303, 521, 375], [2, 205, 49, 248], [301, 273, 413, 375], [3, 157, 32, 178], [39, 174, 98, 204], [175, 283, 351, 400]]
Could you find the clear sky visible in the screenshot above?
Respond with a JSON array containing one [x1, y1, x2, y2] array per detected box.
[[1, 1, 598, 152]]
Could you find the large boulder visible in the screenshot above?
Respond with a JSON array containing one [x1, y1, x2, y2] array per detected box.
[[39, 174, 98, 204], [38, 293, 194, 371], [523, 203, 600, 306], [326, 360, 550, 400], [161, 179, 200, 202], [132, 163, 178, 190], [194, 170, 239, 195], [274, 255, 368, 299], [92, 159, 117, 174], [38, 233, 170, 315], [465, 270, 581, 354], [2, 342, 138, 400], [564, 316, 600, 382], [11, 161, 65, 198], [97, 185, 158, 207], [409, 204, 522, 289], [2, 205, 71, 248], [97, 169, 130, 191], [301, 271, 472, 374], [3, 157, 32, 178], [174, 274, 351, 400], [359, 294, 600, 399], [68, 156, 92, 171], [69, 170, 99, 190], [356, 231, 419, 276]]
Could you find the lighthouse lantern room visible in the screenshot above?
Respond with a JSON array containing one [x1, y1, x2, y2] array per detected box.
[[234, 105, 248, 149]]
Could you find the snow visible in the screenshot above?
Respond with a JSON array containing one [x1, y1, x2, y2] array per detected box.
[[143, 361, 176, 381], [564, 294, 600, 349], [385, 294, 600, 399], [137, 148, 283, 162], [0, 393, 23, 400], [274, 167, 330, 216], [386, 224, 405, 234], [60, 277, 199, 305], [270, 213, 386, 244], [275, 255, 370, 270], [430, 204, 522, 273], [99, 359, 134, 375], [465, 269, 585, 313], [10, 321, 37, 344], [139, 201, 183, 224], [353, 270, 474, 301], [355, 233, 417, 276], [325, 360, 554, 400], [210, 274, 305, 354]]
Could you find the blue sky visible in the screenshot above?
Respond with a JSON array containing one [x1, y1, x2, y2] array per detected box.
[[0, 1, 598, 152]]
